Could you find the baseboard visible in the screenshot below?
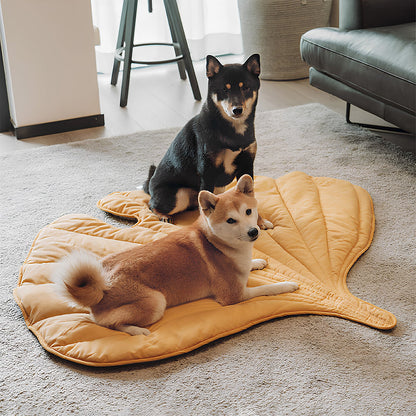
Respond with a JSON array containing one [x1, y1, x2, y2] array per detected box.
[[14, 114, 105, 140]]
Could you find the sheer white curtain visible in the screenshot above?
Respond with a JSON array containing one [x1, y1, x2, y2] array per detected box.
[[91, 0, 242, 74]]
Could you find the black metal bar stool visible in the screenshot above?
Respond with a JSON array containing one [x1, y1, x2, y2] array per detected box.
[[111, 0, 201, 107]]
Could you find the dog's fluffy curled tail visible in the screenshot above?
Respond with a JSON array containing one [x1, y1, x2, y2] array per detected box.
[[53, 250, 106, 308], [142, 164, 157, 194]]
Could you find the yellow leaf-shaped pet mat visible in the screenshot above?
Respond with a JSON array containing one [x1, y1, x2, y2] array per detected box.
[[14, 172, 396, 367]]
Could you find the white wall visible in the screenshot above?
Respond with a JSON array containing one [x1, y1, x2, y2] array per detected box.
[[0, 0, 101, 127]]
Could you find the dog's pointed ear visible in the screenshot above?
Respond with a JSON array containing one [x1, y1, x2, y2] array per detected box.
[[243, 54, 260, 77], [206, 55, 223, 78], [236, 175, 254, 196], [199, 190, 219, 215]]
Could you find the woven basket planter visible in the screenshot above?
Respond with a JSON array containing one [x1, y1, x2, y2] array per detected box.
[[238, 0, 332, 80]]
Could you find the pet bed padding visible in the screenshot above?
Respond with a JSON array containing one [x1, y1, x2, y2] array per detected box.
[[14, 172, 396, 367]]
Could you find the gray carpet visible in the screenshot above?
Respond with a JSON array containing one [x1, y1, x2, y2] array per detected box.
[[1, 104, 415, 415]]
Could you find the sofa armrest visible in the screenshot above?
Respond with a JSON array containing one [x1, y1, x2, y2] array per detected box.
[[340, 0, 415, 30]]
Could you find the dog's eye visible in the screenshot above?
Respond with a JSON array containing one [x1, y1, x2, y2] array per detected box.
[[226, 218, 236, 224], [246, 209, 252, 216], [242, 86, 250, 92]]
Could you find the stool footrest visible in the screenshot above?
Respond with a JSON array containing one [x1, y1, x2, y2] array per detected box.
[[115, 43, 184, 65]]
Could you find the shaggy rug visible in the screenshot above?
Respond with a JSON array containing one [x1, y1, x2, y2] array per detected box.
[[1, 104, 415, 415]]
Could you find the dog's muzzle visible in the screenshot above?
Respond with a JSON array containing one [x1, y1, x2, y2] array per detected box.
[[247, 227, 259, 241], [232, 106, 243, 117]]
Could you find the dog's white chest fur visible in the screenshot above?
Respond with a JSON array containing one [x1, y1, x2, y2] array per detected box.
[[214, 148, 241, 174], [213, 141, 256, 176]]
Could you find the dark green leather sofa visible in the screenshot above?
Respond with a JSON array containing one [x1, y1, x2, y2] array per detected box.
[[300, 0, 416, 134]]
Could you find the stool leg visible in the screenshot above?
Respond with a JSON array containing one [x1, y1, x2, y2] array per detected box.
[[164, 0, 201, 101], [120, 0, 138, 107], [165, 3, 186, 80], [111, 0, 128, 86]]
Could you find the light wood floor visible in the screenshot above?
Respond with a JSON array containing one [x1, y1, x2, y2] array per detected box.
[[1, 55, 414, 154]]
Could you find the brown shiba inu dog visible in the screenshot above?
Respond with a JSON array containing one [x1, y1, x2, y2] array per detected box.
[[53, 175, 298, 336]]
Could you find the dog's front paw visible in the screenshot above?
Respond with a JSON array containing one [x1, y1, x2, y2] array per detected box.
[[258, 217, 274, 230], [251, 258, 267, 270], [119, 325, 151, 336], [282, 282, 299, 293]]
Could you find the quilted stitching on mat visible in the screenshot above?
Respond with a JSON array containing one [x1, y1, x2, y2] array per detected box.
[[14, 172, 396, 367]]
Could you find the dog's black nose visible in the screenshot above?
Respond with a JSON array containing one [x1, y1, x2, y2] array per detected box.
[[232, 107, 243, 116], [248, 227, 258, 240]]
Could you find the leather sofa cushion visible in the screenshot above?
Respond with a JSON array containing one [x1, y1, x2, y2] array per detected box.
[[301, 23, 416, 115]]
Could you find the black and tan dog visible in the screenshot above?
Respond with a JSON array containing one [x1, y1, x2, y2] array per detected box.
[[143, 54, 271, 228]]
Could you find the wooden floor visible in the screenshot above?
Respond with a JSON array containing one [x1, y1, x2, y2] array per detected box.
[[1, 55, 414, 154]]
